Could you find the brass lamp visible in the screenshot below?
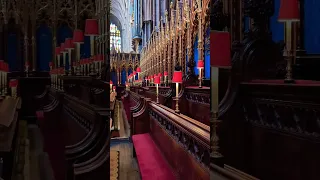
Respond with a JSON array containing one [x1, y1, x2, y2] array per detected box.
[[164, 71, 168, 86], [154, 75, 160, 104], [9, 79, 18, 98], [197, 60, 204, 88], [60, 42, 67, 75], [73, 30, 84, 76], [85, 19, 99, 75], [172, 70, 182, 113], [110, 80, 113, 93], [210, 30, 231, 165], [25, 61, 29, 77], [65, 38, 75, 75], [278, 0, 300, 83]]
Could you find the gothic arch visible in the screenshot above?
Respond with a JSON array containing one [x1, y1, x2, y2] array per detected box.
[[111, 0, 132, 53]]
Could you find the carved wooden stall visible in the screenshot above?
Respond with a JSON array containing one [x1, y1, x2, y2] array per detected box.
[[35, 77, 110, 180]]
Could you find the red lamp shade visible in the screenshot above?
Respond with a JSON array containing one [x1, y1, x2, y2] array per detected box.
[[65, 38, 75, 49], [197, 60, 204, 69], [60, 43, 66, 53], [73, 30, 84, 43], [172, 71, 182, 83], [136, 67, 141, 73], [85, 19, 99, 36], [278, 0, 300, 22], [158, 73, 162, 77], [154, 76, 160, 84], [113, 86, 116, 90], [55, 47, 61, 55], [110, 80, 113, 85], [9, 79, 18, 87], [133, 71, 136, 76], [210, 31, 231, 68], [164, 71, 168, 76], [0, 60, 3, 71]]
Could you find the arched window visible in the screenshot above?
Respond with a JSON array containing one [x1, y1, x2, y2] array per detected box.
[[110, 23, 121, 52]]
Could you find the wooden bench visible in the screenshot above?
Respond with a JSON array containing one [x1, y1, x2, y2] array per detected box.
[[131, 100, 210, 180], [130, 85, 210, 125], [35, 78, 110, 180]]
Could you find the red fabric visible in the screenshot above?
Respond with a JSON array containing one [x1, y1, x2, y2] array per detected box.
[[278, 0, 300, 21], [36, 111, 44, 120], [172, 71, 182, 83], [132, 134, 176, 180], [85, 19, 99, 35], [210, 31, 231, 68], [73, 29, 84, 43]]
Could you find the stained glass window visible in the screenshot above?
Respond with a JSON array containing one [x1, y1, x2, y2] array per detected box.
[[110, 23, 121, 52]]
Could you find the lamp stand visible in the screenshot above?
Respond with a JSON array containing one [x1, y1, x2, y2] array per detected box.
[[156, 84, 159, 104], [68, 49, 72, 75], [210, 66, 223, 166], [175, 83, 180, 113], [284, 21, 295, 83], [199, 68, 203, 88], [62, 52, 67, 75]]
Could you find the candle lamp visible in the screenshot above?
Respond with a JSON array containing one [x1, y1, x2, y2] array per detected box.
[[55, 47, 61, 68], [210, 30, 231, 166], [136, 67, 141, 79], [85, 19, 99, 76], [154, 75, 160, 103], [278, 0, 300, 83], [197, 60, 204, 88], [9, 79, 18, 98], [164, 71, 168, 86], [172, 70, 182, 113], [60, 42, 67, 75], [110, 80, 113, 93], [65, 38, 75, 75], [25, 61, 29, 77], [158, 73, 162, 85], [73, 30, 84, 76]]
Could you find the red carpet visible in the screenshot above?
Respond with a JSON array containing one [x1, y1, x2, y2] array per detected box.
[[132, 134, 176, 180]]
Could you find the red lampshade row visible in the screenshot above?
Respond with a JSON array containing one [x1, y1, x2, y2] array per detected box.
[[164, 71, 168, 76], [85, 19, 99, 36], [210, 31, 231, 68], [158, 73, 162, 77], [172, 71, 182, 83], [73, 30, 84, 43], [55, 47, 61, 55], [154, 76, 160, 84], [136, 67, 141, 73], [65, 38, 75, 49], [278, 0, 300, 22], [197, 60, 204, 69]]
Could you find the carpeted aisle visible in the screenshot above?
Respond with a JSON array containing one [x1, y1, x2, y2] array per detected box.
[[110, 151, 119, 180]]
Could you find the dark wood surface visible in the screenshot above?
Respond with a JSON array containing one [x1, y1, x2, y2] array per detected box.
[[127, 91, 210, 180], [34, 77, 111, 180]]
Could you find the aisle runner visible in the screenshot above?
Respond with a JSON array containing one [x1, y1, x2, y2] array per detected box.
[[110, 151, 119, 180]]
